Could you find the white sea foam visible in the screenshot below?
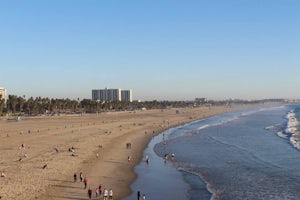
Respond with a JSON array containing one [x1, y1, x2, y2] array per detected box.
[[197, 124, 211, 130], [265, 125, 276, 130], [285, 110, 300, 149], [277, 131, 288, 139], [265, 123, 282, 131], [240, 110, 259, 117]]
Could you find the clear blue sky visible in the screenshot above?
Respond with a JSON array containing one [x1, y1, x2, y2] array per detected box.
[[0, 0, 299, 101]]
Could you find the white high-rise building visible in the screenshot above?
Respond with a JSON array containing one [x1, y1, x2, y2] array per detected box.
[[92, 88, 121, 101], [121, 90, 133, 102], [0, 87, 6, 102], [92, 88, 133, 102]]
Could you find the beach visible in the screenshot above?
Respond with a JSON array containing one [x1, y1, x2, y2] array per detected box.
[[0, 105, 259, 200]]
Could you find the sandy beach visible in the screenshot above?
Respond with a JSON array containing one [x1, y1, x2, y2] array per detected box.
[[0, 105, 259, 200]]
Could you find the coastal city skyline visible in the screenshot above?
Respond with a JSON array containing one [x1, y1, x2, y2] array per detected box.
[[1, 1, 300, 101]]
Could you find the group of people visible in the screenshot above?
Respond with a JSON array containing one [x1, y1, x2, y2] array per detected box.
[[88, 185, 113, 200], [73, 172, 113, 199], [89, 186, 113, 200], [164, 153, 175, 160]]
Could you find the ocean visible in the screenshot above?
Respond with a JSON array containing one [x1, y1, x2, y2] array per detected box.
[[122, 105, 300, 200]]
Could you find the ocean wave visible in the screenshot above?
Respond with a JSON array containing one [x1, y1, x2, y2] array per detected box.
[[197, 124, 211, 130], [175, 165, 215, 200], [264, 123, 282, 132], [177, 109, 264, 138]]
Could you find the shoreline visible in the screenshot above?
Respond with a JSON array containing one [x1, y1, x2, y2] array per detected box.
[[0, 104, 275, 200], [122, 104, 284, 200], [124, 104, 286, 200]]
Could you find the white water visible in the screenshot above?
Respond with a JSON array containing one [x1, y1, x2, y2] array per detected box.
[[285, 110, 300, 149]]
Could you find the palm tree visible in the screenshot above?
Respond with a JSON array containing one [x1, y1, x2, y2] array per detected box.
[[0, 99, 5, 115], [27, 97, 37, 115], [17, 96, 26, 113], [7, 95, 18, 114]]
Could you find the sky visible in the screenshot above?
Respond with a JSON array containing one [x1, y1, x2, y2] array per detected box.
[[0, 0, 299, 101]]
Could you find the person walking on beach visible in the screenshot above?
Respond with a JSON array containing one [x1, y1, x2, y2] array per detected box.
[[99, 184, 103, 196], [103, 188, 108, 200], [84, 177, 88, 189], [95, 187, 99, 198], [142, 194, 146, 200], [73, 173, 77, 182], [137, 191, 141, 200], [109, 188, 113, 199], [145, 155, 150, 165], [128, 155, 131, 164], [88, 187, 92, 200], [80, 172, 83, 182]]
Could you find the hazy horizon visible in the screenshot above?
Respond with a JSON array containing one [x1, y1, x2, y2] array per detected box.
[[1, 1, 299, 101]]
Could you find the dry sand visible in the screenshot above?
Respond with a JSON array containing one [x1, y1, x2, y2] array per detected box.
[[0, 105, 261, 200]]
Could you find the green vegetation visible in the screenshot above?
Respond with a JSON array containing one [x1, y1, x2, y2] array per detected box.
[[0, 95, 285, 116]]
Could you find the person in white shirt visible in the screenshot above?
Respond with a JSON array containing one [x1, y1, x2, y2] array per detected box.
[[109, 188, 113, 199], [103, 188, 108, 200], [95, 187, 99, 198]]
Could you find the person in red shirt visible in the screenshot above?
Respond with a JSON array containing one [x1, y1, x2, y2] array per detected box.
[[84, 177, 88, 189], [99, 184, 102, 196]]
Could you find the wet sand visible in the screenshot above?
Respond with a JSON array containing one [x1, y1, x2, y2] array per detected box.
[[0, 105, 256, 200]]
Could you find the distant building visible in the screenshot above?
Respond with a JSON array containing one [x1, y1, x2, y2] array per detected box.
[[92, 88, 133, 102], [195, 98, 207, 103], [121, 90, 133, 102], [0, 87, 6, 102], [92, 88, 121, 102]]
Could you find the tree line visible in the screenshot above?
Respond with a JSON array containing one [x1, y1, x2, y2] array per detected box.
[[0, 94, 285, 116], [0, 95, 192, 116]]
